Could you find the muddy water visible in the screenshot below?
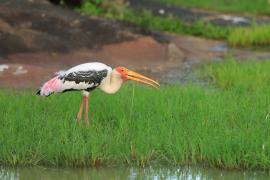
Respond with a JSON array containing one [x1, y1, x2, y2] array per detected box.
[[1, 166, 269, 180]]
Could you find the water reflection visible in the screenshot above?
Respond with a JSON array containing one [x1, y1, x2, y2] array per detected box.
[[0, 165, 269, 180], [0, 168, 19, 180]]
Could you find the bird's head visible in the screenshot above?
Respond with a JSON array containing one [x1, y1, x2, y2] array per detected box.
[[115, 66, 160, 88]]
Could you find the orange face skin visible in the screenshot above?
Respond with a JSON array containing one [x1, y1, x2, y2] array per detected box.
[[115, 66, 160, 88], [115, 66, 129, 80]]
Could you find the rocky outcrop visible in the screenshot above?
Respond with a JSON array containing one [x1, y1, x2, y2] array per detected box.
[[0, 0, 155, 56]]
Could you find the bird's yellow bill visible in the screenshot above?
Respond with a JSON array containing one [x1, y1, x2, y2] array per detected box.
[[126, 69, 160, 88]]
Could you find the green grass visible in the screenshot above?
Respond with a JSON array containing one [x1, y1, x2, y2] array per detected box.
[[123, 11, 270, 47], [228, 25, 270, 47], [79, 2, 231, 40], [158, 0, 270, 15], [1, 59, 270, 169], [79, 2, 270, 47], [199, 59, 270, 90], [123, 11, 229, 40]]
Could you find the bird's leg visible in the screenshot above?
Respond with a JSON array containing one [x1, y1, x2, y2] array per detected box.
[[84, 96, 90, 126], [77, 96, 85, 125]]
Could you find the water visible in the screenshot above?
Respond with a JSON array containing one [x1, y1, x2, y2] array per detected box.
[[1, 166, 269, 180]]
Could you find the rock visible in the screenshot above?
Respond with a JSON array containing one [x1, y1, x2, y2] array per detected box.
[[169, 35, 225, 64], [0, 0, 160, 56], [167, 43, 185, 62], [0, 64, 9, 73], [99, 37, 167, 67], [13, 66, 28, 75]]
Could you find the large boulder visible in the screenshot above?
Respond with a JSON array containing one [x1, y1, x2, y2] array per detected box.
[[0, 0, 154, 56]]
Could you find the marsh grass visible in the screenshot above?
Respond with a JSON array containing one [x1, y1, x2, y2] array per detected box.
[[228, 25, 270, 47], [124, 11, 270, 47], [158, 0, 270, 15], [123, 11, 229, 39], [199, 59, 270, 90], [1, 60, 270, 169], [79, 1, 270, 47]]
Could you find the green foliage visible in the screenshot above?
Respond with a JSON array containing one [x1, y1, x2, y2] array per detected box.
[[124, 10, 229, 40], [80, 0, 125, 17], [228, 25, 270, 47], [78, 1, 270, 47], [158, 0, 270, 15], [123, 10, 270, 47], [125, 10, 270, 46], [80, 0, 104, 15], [199, 58, 270, 90], [124, 11, 184, 33], [2, 60, 270, 169]]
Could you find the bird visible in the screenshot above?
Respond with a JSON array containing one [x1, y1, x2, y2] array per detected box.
[[37, 62, 160, 126]]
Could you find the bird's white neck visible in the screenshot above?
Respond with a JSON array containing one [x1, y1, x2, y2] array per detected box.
[[99, 69, 123, 94]]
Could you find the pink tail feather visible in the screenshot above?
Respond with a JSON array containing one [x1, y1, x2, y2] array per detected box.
[[37, 77, 62, 96]]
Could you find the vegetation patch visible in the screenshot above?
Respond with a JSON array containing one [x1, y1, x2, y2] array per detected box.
[[158, 0, 270, 15], [1, 59, 270, 169], [77, 1, 270, 47], [228, 25, 270, 47], [123, 11, 270, 47], [122, 11, 229, 40], [199, 59, 270, 90]]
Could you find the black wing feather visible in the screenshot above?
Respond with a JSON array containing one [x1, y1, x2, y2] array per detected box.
[[59, 69, 108, 91]]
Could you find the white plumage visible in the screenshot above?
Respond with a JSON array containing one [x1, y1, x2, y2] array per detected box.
[[61, 62, 112, 77], [38, 62, 112, 96]]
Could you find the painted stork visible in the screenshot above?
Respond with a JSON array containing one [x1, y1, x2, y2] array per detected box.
[[37, 62, 160, 126]]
